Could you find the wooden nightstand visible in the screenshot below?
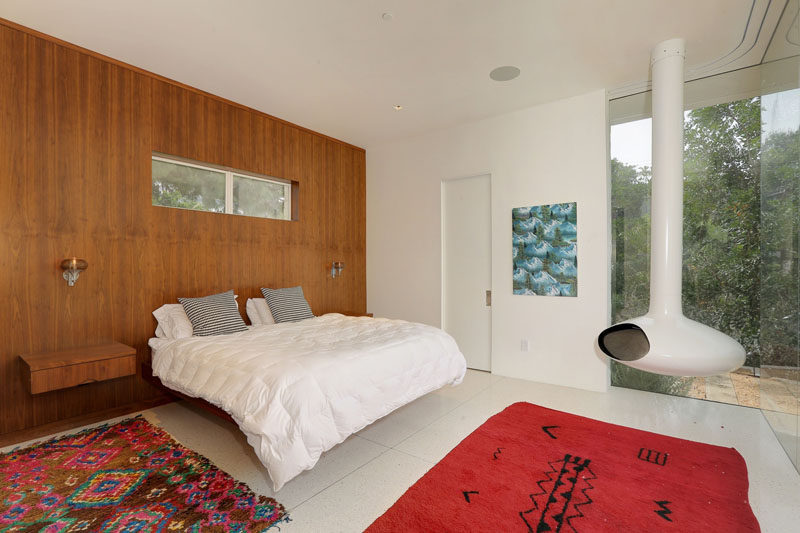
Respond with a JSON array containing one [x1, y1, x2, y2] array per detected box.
[[20, 342, 136, 395]]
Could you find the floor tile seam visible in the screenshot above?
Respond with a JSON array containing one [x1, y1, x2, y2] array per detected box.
[[387, 379, 495, 452], [388, 445, 440, 464], [142, 412, 392, 509], [286, 445, 395, 511], [386, 446, 436, 466]]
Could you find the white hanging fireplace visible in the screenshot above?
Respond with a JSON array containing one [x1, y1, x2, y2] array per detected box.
[[598, 38, 745, 377]]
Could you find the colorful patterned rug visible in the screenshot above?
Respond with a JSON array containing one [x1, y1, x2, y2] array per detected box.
[[0, 416, 288, 532], [367, 402, 760, 532]]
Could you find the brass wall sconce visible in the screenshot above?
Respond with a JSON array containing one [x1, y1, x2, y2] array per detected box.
[[331, 261, 344, 279], [60, 257, 88, 286]]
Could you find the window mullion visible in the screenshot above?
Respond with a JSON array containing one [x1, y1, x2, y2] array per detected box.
[[225, 172, 233, 214]]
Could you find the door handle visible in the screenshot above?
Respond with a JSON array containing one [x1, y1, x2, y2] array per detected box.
[[485, 290, 492, 307]]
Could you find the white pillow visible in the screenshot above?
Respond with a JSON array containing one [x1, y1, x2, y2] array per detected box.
[[153, 304, 193, 339], [246, 298, 275, 326]]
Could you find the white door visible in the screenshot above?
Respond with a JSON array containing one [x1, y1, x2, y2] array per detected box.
[[442, 174, 492, 371]]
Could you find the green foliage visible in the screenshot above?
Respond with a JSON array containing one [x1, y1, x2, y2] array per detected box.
[[152, 182, 206, 210], [610, 361, 692, 396], [612, 93, 800, 394], [232, 176, 289, 219], [760, 127, 800, 367], [682, 98, 762, 367], [151, 159, 226, 213], [610, 158, 651, 322]]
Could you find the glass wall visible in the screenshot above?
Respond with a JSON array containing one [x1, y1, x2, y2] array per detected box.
[[759, 73, 799, 469], [608, 14, 800, 472], [610, 96, 763, 403], [761, 0, 799, 474], [610, 88, 800, 471], [609, 50, 800, 471], [608, 0, 799, 471]]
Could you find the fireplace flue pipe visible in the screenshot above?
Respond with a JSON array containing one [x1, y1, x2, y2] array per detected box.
[[597, 38, 745, 377]]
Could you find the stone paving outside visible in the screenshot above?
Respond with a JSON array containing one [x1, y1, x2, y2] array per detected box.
[[686, 367, 799, 415], [684, 366, 799, 470]]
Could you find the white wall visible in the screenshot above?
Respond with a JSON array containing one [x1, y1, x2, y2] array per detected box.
[[367, 90, 610, 392]]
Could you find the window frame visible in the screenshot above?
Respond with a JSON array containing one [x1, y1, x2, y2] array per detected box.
[[151, 153, 292, 221]]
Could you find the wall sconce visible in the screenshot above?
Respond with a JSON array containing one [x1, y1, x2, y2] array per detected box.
[[331, 261, 344, 279], [60, 257, 88, 286]]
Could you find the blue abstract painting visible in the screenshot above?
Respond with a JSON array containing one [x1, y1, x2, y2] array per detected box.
[[512, 202, 577, 296]]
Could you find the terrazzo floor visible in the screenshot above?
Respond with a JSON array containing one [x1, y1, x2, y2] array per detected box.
[[3, 370, 799, 532]]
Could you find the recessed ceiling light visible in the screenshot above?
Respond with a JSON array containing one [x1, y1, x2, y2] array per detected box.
[[381, 12, 394, 21], [393, 105, 403, 111], [489, 65, 521, 82]]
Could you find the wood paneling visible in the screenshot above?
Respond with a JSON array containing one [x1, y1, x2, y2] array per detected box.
[[0, 20, 366, 436]]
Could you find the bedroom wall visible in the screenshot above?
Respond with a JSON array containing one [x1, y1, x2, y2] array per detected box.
[[0, 19, 366, 438], [367, 90, 609, 392]]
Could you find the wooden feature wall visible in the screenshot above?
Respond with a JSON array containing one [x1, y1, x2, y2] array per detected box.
[[0, 19, 366, 437]]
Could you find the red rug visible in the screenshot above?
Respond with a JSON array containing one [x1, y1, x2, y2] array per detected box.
[[368, 402, 759, 532], [0, 416, 288, 532]]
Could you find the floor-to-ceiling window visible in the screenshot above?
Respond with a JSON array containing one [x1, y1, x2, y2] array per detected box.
[[609, 56, 799, 470], [610, 96, 762, 404], [759, 78, 800, 471]]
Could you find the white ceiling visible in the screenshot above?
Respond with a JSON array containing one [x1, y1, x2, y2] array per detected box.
[[0, 1, 793, 148]]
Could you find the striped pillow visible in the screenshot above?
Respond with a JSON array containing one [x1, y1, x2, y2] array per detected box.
[[261, 286, 315, 323], [178, 290, 248, 336]]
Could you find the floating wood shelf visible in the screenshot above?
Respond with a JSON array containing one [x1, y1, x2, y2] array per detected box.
[[20, 342, 136, 395]]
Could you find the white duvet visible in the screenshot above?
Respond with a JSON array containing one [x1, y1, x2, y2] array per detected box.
[[151, 313, 466, 490]]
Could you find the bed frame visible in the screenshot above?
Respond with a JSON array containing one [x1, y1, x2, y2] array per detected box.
[[140, 363, 235, 424]]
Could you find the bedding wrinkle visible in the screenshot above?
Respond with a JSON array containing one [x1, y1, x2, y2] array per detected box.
[[151, 313, 466, 490]]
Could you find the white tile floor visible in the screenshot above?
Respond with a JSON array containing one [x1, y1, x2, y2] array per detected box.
[[4, 370, 799, 532]]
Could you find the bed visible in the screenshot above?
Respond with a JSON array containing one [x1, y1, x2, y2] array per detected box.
[[148, 313, 466, 491]]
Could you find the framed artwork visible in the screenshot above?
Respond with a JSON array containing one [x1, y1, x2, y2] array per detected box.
[[512, 202, 577, 296]]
